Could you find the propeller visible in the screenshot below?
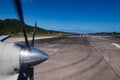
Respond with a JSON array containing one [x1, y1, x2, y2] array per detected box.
[[14, 0, 48, 80], [17, 65, 31, 80], [14, 0, 30, 49], [31, 21, 37, 47], [28, 22, 37, 80], [14, 0, 33, 80]]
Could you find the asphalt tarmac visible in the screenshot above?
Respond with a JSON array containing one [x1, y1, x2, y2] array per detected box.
[[32, 35, 120, 80]]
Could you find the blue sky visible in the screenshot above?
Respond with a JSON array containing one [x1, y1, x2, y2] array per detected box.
[[0, 0, 120, 33]]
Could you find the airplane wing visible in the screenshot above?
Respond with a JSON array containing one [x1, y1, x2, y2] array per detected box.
[[0, 35, 10, 42]]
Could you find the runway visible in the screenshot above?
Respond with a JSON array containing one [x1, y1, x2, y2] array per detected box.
[[32, 35, 120, 80]]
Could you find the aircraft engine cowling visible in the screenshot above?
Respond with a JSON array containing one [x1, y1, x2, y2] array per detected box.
[[0, 42, 20, 75], [0, 37, 48, 80], [0, 42, 48, 80]]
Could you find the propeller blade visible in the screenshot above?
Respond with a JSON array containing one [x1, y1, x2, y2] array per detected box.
[[14, 0, 30, 48], [31, 21, 37, 47], [17, 65, 31, 80], [28, 67, 34, 80]]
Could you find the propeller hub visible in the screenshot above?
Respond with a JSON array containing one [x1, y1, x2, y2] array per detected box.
[[19, 45, 48, 67]]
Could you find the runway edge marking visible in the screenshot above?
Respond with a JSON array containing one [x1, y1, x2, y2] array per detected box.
[[112, 43, 120, 48]]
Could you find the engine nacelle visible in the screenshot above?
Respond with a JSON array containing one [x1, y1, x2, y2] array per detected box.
[[0, 41, 48, 80], [0, 42, 20, 75]]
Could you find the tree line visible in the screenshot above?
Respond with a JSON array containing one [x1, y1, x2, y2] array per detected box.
[[0, 19, 64, 36]]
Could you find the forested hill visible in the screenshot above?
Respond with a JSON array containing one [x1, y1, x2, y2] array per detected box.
[[0, 19, 65, 36]]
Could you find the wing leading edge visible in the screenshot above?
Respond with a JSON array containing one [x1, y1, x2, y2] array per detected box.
[[0, 35, 10, 42]]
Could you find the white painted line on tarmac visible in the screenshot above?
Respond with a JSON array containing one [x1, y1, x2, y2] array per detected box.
[[112, 43, 120, 48]]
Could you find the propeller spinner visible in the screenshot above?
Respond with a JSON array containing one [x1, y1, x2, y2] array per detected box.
[[14, 0, 49, 80]]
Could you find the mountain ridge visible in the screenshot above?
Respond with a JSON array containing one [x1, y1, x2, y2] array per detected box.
[[0, 19, 66, 36]]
